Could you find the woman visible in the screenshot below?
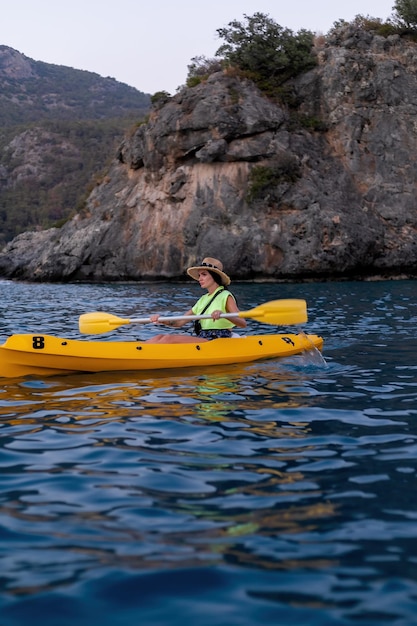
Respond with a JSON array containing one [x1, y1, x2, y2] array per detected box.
[[145, 257, 247, 344]]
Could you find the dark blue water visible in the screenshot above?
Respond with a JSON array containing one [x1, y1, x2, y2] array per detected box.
[[0, 279, 416, 625]]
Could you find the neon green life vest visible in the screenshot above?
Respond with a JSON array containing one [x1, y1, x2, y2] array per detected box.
[[192, 288, 235, 329]]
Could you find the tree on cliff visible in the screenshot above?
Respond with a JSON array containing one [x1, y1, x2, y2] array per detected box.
[[215, 12, 316, 94], [393, 0, 417, 27]]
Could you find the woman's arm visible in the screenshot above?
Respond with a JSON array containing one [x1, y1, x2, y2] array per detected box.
[[211, 295, 247, 328], [149, 309, 194, 328]]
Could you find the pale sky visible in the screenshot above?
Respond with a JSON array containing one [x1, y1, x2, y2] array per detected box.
[[1, 0, 395, 95]]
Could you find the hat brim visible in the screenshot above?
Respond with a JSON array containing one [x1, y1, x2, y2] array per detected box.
[[187, 266, 231, 286]]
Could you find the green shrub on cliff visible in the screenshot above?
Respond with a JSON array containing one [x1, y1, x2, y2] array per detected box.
[[186, 56, 224, 87], [215, 13, 316, 95], [246, 156, 301, 203]]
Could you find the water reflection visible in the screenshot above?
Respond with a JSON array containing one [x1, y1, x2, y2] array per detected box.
[[0, 360, 344, 596]]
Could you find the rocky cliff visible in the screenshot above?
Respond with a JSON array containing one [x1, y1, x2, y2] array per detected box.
[[1, 25, 417, 282]]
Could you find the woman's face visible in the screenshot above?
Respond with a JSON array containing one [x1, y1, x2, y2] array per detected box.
[[197, 269, 218, 289]]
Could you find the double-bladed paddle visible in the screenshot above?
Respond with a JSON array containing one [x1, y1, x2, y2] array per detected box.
[[79, 299, 307, 335]]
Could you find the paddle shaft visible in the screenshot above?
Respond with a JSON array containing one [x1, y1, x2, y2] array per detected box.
[[110, 312, 243, 326], [78, 300, 307, 334]]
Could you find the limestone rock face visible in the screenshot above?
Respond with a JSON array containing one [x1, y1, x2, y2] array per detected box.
[[1, 26, 417, 282]]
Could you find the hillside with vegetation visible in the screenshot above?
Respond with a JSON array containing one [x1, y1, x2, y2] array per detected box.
[[0, 45, 151, 244]]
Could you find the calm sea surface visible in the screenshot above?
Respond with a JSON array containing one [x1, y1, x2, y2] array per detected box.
[[0, 278, 416, 625]]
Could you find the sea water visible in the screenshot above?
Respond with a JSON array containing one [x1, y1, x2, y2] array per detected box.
[[0, 278, 416, 625]]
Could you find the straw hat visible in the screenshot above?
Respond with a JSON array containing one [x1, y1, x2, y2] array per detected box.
[[187, 257, 231, 286]]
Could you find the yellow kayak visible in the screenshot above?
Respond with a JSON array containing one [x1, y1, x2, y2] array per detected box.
[[0, 332, 324, 379]]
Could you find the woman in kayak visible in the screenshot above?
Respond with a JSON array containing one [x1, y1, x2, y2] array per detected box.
[[145, 257, 247, 343]]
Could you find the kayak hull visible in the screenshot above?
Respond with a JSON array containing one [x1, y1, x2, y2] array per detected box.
[[0, 333, 324, 379]]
